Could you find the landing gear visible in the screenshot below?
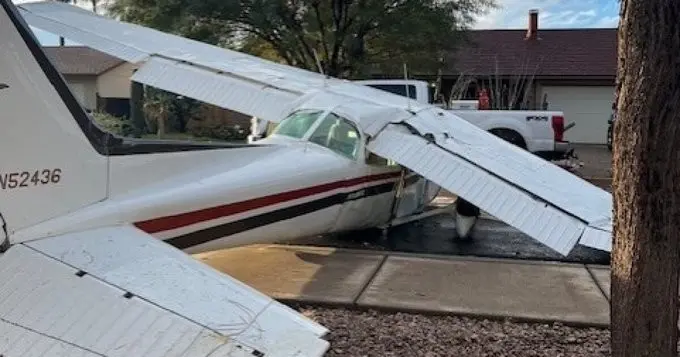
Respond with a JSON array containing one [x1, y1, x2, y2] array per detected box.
[[454, 198, 480, 241]]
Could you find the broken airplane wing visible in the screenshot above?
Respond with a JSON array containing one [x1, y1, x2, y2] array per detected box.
[[0, 226, 330, 356], [17, 1, 613, 255]]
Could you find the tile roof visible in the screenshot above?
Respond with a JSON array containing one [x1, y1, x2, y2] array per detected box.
[[447, 28, 617, 78], [43, 46, 124, 75]]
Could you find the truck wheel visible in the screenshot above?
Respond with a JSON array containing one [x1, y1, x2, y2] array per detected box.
[[489, 129, 527, 150]]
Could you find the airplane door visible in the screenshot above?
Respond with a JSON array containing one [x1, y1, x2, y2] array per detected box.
[[308, 112, 400, 232], [392, 174, 441, 218], [333, 158, 399, 232]]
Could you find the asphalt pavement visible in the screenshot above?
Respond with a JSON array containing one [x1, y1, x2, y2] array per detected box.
[[288, 214, 610, 265]]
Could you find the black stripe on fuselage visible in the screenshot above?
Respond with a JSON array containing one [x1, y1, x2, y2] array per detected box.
[[1, 0, 269, 155], [166, 181, 397, 250]]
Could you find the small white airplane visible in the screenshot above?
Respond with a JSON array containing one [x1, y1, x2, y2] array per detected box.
[[0, 1, 613, 356]]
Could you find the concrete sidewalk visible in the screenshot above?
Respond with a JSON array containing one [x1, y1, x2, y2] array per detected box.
[[194, 244, 612, 328]]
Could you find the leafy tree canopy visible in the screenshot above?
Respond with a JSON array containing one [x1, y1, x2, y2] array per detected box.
[[106, 0, 496, 78]]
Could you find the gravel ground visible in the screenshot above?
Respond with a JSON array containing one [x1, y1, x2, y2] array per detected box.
[[293, 305, 611, 357]]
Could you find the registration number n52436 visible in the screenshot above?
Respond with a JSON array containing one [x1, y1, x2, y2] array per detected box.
[[0, 169, 62, 190]]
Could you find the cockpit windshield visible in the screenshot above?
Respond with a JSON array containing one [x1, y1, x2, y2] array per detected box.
[[272, 110, 323, 139], [270, 109, 362, 160]]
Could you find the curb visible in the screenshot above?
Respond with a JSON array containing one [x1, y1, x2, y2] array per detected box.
[[257, 245, 611, 329], [281, 299, 611, 330]]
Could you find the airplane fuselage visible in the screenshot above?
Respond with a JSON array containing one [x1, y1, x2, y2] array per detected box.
[[10, 108, 437, 255], [139, 140, 405, 254]]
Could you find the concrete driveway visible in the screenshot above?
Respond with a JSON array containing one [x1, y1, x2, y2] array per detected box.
[[572, 144, 612, 179]]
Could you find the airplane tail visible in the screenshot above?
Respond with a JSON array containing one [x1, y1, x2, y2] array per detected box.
[[0, 0, 111, 236]]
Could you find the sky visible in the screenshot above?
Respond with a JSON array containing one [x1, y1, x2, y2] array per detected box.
[[473, 0, 620, 29], [16, 0, 621, 46]]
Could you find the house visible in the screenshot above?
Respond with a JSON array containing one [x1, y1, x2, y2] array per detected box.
[[44, 46, 138, 117], [441, 10, 617, 144]]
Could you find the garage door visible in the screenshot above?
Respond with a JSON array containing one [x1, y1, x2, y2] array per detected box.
[[541, 86, 614, 144]]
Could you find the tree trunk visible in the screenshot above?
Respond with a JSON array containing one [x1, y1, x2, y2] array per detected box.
[[611, 1, 680, 356], [157, 108, 166, 139], [129, 81, 146, 137]]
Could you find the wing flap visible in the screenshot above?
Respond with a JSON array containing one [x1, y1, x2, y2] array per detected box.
[[7, 226, 328, 356], [580, 224, 612, 252], [132, 57, 299, 122], [368, 125, 587, 255], [0, 319, 100, 357], [406, 108, 612, 223], [0, 244, 256, 357]]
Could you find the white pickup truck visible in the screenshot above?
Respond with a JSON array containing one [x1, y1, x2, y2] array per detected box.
[[355, 79, 573, 161]]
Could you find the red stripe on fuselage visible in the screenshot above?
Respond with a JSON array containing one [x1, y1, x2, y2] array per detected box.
[[134, 172, 402, 234]]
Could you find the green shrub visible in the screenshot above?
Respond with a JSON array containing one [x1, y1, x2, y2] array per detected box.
[[91, 111, 133, 136], [185, 103, 250, 142], [186, 119, 249, 142]]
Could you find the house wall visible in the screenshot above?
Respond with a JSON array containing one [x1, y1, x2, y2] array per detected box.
[[97, 62, 139, 99], [63, 74, 97, 111]]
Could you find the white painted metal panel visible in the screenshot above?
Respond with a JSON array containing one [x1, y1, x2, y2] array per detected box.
[[580, 221, 613, 252], [0, 1, 109, 233], [0, 245, 259, 357], [403, 108, 612, 224], [366, 106, 612, 254], [19, 8, 148, 63], [0, 319, 101, 357], [23, 225, 330, 356], [542, 86, 615, 144], [132, 57, 298, 122], [368, 125, 587, 255]]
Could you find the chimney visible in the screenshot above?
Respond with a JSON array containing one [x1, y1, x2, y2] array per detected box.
[[526, 9, 538, 40]]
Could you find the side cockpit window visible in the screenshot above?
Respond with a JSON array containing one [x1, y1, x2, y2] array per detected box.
[[308, 113, 361, 160]]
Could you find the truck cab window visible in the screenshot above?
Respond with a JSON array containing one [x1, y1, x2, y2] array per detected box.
[[308, 113, 361, 160], [365, 84, 417, 100]]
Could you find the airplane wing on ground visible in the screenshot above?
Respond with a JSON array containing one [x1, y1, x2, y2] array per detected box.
[[0, 225, 329, 356], [17, 1, 612, 255]]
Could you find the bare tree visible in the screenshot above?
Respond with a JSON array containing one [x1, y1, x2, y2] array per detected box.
[[610, 0, 680, 356]]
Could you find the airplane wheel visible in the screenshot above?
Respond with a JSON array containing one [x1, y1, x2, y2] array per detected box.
[[454, 198, 480, 241]]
